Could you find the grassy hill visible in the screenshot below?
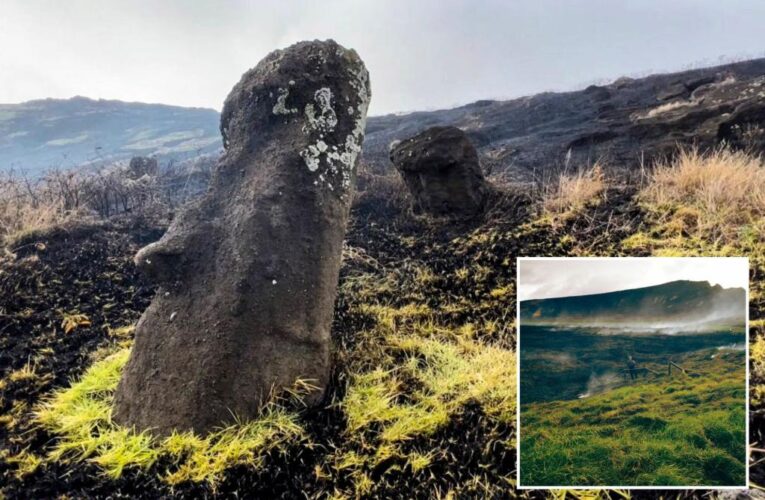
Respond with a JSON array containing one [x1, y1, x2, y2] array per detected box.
[[520, 325, 744, 404], [521, 349, 746, 487]]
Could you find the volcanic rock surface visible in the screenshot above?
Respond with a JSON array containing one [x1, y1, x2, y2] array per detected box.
[[389, 126, 488, 216], [112, 39, 371, 436]]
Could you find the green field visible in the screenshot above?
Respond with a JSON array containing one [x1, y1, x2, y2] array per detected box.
[[520, 327, 746, 487]]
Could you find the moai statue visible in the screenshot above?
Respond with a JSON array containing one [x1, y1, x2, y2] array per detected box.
[[113, 40, 371, 436]]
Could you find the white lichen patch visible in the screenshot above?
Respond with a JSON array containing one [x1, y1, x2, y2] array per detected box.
[[301, 142, 326, 172], [272, 88, 298, 115], [301, 152, 320, 172], [335, 63, 371, 191], [304, 87, 338, 133], [299, 64, 370, 196]]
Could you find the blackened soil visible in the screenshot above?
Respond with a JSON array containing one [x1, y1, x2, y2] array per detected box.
[[0, 218, 162, 496], [0, 188, 751, 499]]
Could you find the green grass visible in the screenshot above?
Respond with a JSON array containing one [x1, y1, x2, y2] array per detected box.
[[520, 350, 746, 486], [34, 348, 307, 488], [334, 306, 517, 495], [31, 305, 517, 494]]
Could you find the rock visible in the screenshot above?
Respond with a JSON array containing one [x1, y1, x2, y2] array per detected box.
[[112, 39, 371, 436], [584, 85, 611, 102], [718, 97, 765, 149], [713, 490, 765, 500], [612, 76, 635, 89], [389, 126, 488, 217], [632, 75, 765, 154], [685, 75, 716, 93], [656, 81, 689, 101]]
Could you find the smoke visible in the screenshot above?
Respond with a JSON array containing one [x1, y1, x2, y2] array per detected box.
[[578, 371, 622, 399], [526, 352, 576, 366], [716, 343, 745, 351], [541, 301, 745, 335]]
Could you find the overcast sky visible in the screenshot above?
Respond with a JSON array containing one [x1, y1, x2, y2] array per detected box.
[[2, 1, 765, 116], [518, 258, 749, 301]]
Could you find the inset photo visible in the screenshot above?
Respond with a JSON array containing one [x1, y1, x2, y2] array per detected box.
[[517, 257, 748, 488]]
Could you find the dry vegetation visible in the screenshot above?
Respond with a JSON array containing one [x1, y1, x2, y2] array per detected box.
[[0, 157, 212, 248], [639, 148, 765, 244], [353, 162, 410, 210], [0, 170, 86, 246], [541, 163, 606, 220], [623, 148, 765, 306]]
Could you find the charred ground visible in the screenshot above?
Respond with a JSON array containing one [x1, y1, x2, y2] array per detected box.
[[1, 148, 764, 499], [0, 181, 532, 498]]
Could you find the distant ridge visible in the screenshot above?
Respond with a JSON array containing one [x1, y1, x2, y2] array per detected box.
[[3, 57, 765, 177], [362, 57, 765, 179], [520, 280, 745, 330], [0, 96, 221, 175]]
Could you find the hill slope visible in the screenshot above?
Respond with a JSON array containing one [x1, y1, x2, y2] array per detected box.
[[0, 97, 221, 175], [363, 57, 765, 178], [0, 144, 760, 495], [3, 57, 765, 178], [520, 349, 746, 487], [520, 280, 745, 330]]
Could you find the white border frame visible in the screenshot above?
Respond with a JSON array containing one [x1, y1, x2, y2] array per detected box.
[[515, 256, 750, 490]]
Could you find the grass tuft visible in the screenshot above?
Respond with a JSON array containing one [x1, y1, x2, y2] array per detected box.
[[6, 449, 44, 479], [33, 348, 306, 487], [543, 164, 606, 220], [639, 147, 765, 244], [8, 360, 40, 383], [336, 302, 516, 494]]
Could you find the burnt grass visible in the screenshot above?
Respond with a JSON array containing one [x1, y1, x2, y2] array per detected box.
[[0, 185, 761, 499]]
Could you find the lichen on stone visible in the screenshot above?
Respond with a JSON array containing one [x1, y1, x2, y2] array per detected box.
[[272, 88, 298, 115], [304, 87, 338, 134], [298, 60, 370, 195]]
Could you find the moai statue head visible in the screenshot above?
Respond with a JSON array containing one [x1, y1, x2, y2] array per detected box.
[[389, 126, 488, 217]]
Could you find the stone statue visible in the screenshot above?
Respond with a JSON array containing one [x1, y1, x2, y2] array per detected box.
[[112, 40, 371, 436]]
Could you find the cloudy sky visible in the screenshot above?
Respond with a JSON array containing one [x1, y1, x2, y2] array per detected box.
[[518, 258, 749, 301], [2, 1, 764, 116]]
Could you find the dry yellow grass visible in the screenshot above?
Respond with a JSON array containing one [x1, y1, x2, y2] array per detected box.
[[542, 164, 606, 217], [639, 147, 765, 244], [0, 194, 73, 246], [0, 173, 83, 247], [641, 99, 692, 119], [623, 147, 765, 303]]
